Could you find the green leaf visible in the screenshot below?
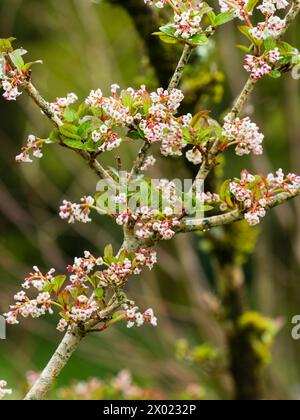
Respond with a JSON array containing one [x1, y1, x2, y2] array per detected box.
[[206, 11, 216, 25], [9, 49, 25, 69], [236, 44, 251, 53], [158, 24, 176, 37], [220, 179, 234, 208], [77, 102, 90, 118], [278, 41, 295, 56], [57, 290, 70, 306], [264, 38, 276, 52], [83, 138, 99, 152], [0, 37, 15, 53], [62, 138, 86, 149], [245, 0, 260, 12], [121, 91, 133, 108], [78, 119, 93, 138], [59, 123, 81, 140], [48, 129, 61, 143], [214, 12, 235, 26], [127, 130, 141, 140], [153, 32, 178, 44], [104, 244, 113, 260], [63, 107, 78, 124], [269, 70, 281, 78], [21, 60, 43, 72], [52, 275, 66, 294], [238, 26, 257, 45], [188, 33, 209, 46], [95, 288, 104, 299]]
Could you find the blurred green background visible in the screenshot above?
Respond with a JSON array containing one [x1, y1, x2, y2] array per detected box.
[[0, 0, 300, 400]]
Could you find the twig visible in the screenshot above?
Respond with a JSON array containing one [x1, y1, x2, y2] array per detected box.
[[129, 141, 151, 179], [17, 75, 115, 185], [193, 0, 300, 185], [24, 296, 123, 400], [168, 44, 194, 91], [179, 187, 300, 233], [130, 44, 194, 178]]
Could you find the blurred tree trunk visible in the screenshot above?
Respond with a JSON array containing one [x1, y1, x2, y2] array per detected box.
[[216, 260, 263, 400], [108, 0, 178, 86]]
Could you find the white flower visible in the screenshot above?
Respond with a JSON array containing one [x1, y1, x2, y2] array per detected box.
[[0, 380, 12, 400], [223, 115, 264, 156], [186, 148, 203, 165]]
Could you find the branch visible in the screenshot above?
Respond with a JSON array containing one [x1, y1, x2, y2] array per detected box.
[[107, 0, 177, 86], [194, 0, 300, 184], [22, 80, 63, 127], [229, 0, 300, 120], [168, 44, 194, 91], [17, 75, 115, 185], [129, 141, 152, 179], [178, 187, 300, 233], [24, 297, 123, 400], [131, 44, 194, 178]]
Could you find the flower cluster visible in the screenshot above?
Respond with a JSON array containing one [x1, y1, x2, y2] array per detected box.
[[1, 77, 22, 101], [222, 115, 264, 156], [141, 155, 156, 171], [219, 0, 250, 20], [250, 0, 288, 40], [124, 305, 158, 328], [15, 135, 48, 163], [139, 87, 190, 156], [266, 168, 300, 194], [229, 169, 300, 226], [83, 85, 190, 157], [115, 206, 181, 241], [145, 1, 208, 39], [4, 248, 158, 331], [244, 48, 282, 79], [0, 59, 23, 101], [59, 196, 95, 224], [58, 369, 164, 400], [114, 178, 183, 241], [0, 380, 12, 400], [186, 147, 203, 165], [48, 92, 78, 116]]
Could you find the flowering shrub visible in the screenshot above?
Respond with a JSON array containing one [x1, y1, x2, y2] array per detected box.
[[0, 380, 12, 400], [227, 169, 300, 225], [4, 248, 157, 332], [0, 0, 299, 401]]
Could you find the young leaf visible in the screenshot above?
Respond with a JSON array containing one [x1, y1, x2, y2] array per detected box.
[[9, 49, 25, 69], [236, 44, 251, 53], [63, 107, 78, 124], [264, 38, 276, 52], [0, 37, 16, 53], [21, 60, 43, 72], [59, 124, 81, 140], [269, 70, 281, 78], [95, 288, 104, 299], [214, 12, 235, 27], [104, 244, 113, 260], [48, 129, 61, 143], [188, 33, 209, 46], [245, 0, 259, 12], [62, 138, 86, 149], [153, 33, 178, 44], [52, 275, 67, 294], [158, 24, 176, 37], [206, 10, 216, 25]]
